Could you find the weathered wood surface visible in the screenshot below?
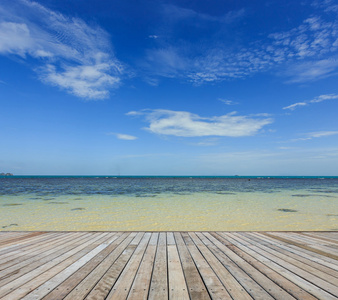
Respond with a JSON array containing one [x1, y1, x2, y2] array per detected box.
[[0, 232, 337, 299]]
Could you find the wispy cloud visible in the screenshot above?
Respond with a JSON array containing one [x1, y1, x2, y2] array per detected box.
[[144, 47, 189, 78], [290, 131, 338, 141], [144, 3, 338, 84], [283, 59, 338, 83], [162, 4, 246, 24], [283, 93, 338, 110], [127, 109, 273, 137], [283, 102, 307, 110], [312, 0, 338, 13], [116, 134, 138, 140], [190, 138, 220, 146], [0, 0, 123, 99], [218, 98, 239, 105], [107, 133, 138, 140]]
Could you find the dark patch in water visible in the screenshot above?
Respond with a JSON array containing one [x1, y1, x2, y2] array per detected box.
[[292, 194, 335, 198], [278, 208, 298, 213], [310, 189, 338, 194], [2, 223, 18, 228], [48, 201, 69, 204], [29, 197, 42, 200], [71, 207, 86, 211], [43, 198, 55, 201], [135, 194, 157, 198], [73, 198, 82, 200], [327, 214, 338, 217], [3, 203, 23, 206], [215, 192, 236, 195]]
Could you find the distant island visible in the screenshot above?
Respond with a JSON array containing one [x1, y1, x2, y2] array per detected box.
[[0, 172, 13, 176]]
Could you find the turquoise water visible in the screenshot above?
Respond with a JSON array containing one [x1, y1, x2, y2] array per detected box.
[[1, 176, 337, 231]]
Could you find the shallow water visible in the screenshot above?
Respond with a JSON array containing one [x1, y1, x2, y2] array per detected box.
[[1, 176, 337, 231]]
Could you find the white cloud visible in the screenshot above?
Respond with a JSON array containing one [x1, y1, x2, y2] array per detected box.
[[0, 22, 33, 57], [107, 133, 138, 140], [40, 58, 121, 99], [127, 109, 273, 137], [283, 102, 307, 110], [218, 98, 238, 105], [116, 134, 138, 140], [283, 93, 338, 110], [309, 94, 338, 103], [0, 0, 123, 99]]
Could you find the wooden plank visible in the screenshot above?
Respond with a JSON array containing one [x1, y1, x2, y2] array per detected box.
[[210, 232, 296, 300], [188, 232, 253, 300], [41, 232, 129, 299], [220, 232, 317, 300], [301, 232, 338, 244], [22, 233, 120, 300], [249, 232, 338, 273], [254, 232, 338, 271], [246, 232, 338, 279], [201, 233, 274, 299], [0, 232, 40, 247], [0, 232, 66, 262], [231, 232, 338, 300], [127, 233, 159, 300], [63, 232, 139, 300], [313, 232, 338, 241], [167, 235, 190, 300], [181, 232, 232, 300], [0, 232, 58, 256], [104, 232, 151, 300], [0, 232, 92, 287], [240, 233, 338, 293], [174, 232, 210, 300], [148, 232, 168, 300], [0, 232, 110, 299], [287, 232, 338, 248], [0, 232, 83, 271], [0, 232, 46, 248], [0, 231, 336, 299], [167, 232, 175, 245], [265, 232, 338, 259]]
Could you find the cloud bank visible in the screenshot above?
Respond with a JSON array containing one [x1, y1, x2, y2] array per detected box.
[[0, 0, 123, 99], [127, 109, 272, 137]]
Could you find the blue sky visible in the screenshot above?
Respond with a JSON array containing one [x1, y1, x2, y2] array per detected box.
[[1, 0, 338, 175]]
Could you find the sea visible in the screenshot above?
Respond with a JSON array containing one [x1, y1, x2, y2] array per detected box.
[[1, 176, 337, 231]]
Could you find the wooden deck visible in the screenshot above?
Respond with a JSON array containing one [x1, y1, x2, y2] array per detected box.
[[0, 232, 337, 299]]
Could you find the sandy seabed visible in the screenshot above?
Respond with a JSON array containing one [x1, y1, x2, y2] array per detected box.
[[1, 190, 337, 231]]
